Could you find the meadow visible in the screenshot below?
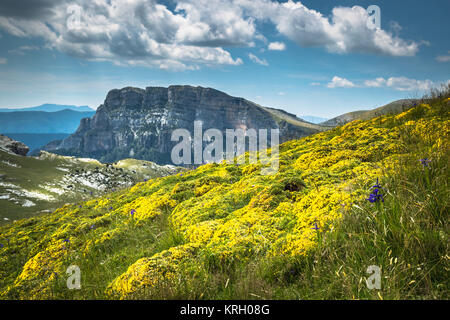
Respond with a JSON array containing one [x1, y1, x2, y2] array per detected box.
[[0, 93, 448, 300]]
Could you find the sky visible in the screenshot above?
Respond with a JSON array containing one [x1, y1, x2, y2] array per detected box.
[[0, 0, 449, 118]]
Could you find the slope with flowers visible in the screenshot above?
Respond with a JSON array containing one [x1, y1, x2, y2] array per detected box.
[[0, 97, 448, 299]]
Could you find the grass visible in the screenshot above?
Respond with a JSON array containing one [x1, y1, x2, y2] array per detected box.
[[0, 90, 448, 300], [125, 105, 449, 300]]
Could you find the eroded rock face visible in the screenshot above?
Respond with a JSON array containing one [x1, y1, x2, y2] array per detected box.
[[0, 134, 29, 156], [44, 85, 319, 164]]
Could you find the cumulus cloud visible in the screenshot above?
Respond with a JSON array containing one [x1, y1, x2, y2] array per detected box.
[[268, 41, 286, 51], [242, 1, 420, 56], [436, 51, 450, 62], [364, 77, 386, 88], [0, 0, 423, 70], [364, 76, 435, 91], [327, 76, 356, 88], [338, 76, 440, 91]]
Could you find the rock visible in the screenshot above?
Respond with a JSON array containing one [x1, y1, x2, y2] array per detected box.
[[0, 134, 29, 156], [43, 85, 323, 164]]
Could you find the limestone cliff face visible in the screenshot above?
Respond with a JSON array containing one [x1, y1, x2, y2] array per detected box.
[[44, 85, 321, 164]]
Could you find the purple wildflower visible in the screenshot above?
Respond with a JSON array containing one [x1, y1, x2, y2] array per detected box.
[[130, 209, 136, 216], [367, 179, 384, 203], [419, 158, 431, 167], [90, 224, 95, 229]]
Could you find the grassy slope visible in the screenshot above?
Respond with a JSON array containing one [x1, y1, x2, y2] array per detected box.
[[0, 151, 183, 222], [321, 99, 417, 127], [0, 98, 448, 299]]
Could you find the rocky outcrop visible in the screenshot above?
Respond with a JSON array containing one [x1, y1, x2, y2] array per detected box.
[[44, 85, 323, 164], [0, 134, 29, 156]]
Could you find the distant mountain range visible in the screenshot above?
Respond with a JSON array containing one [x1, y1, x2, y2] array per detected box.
[[43, 85, 325, 164], [0, 109, 95, 134], [0, 105, 95, 151], [0, 103, 94, 112]]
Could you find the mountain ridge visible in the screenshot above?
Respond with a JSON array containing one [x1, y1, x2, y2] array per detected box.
[[0, 109, 95, 134], [0, 104, 94, 113], [43, 85, 324, 164]]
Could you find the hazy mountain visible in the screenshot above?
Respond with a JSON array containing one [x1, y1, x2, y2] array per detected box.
[[300, 116, 328, 124], [0, 104, 94, 112], [0, 109, 95, 134], [44, 85, 326, 164]]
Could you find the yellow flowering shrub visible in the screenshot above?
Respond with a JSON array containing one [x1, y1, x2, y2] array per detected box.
[[106, 243, 198, 299]]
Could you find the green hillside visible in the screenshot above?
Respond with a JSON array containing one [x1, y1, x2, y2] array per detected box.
[[0, 151, 183, 222], [0, 97, 448, 300], [321, 99, 418, 127]]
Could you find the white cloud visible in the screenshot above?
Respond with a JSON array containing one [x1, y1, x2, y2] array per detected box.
[[268, 41, 286, 51], [248, 53, 268, 66], [0, 0, 423, 70], [384, 77, 434, 91], [8, 45, 41, 55], [0, 58, 7, 64], [253, 1, 420, 56], [327, 76, 356, 88], [360, 76, 439, 91], [436, 51, 450, 62], [364, 77, 386, 88]]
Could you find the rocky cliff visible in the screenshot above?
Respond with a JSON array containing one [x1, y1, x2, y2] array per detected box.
[[0, 134, 29, 156], [44, 85, 323, 164]]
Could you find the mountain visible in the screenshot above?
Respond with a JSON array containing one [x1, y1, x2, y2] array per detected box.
[[0, 104, 94, 113], [299, 115, 328, 124], [0, 109, 95, 134], [320, 99, 417, 127], [43, 85, 325, 164], [0, 148, 183, 222], [1, 97, 447, 299]]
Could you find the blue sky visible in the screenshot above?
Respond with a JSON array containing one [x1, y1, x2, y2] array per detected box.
[[0, 0, 449, 118]]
